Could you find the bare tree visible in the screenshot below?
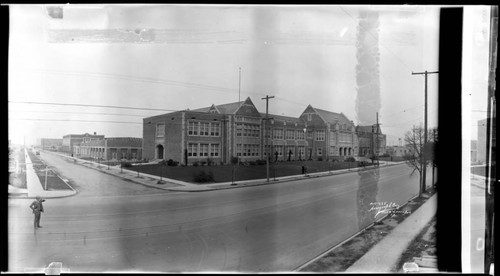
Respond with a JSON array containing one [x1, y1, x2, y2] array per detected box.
[[404, 125, 434, 197]]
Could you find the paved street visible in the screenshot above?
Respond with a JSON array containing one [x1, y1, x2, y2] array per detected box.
[[8, 153, 430, 273]]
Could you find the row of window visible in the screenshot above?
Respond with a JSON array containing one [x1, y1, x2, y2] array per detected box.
[[236, 123, 260, 137], [187, 143, 220, 157], [236, 144, 260, 156], [188, 121, 220, 137]]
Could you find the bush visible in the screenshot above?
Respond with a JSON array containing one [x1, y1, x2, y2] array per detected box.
[[206, 158, 213, 166], [193, 170, 215, 183], [200, 161, 207, 166], [121, 162, 132, 168], [249, 160, 257, 166], [167, 159, 179, 166], [193, 161, 200, 167], [317, 156, 323, 161], [256, 159, 267, 165], [345, 157, 356, 162]]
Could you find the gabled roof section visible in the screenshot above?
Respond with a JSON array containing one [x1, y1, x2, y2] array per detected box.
[[260, 113, 305, 124], [234, 97, 261, 117], [190, 99, 245, 115], [314, 108, 353, 124]]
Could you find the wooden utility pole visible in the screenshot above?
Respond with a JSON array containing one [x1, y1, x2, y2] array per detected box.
[[412, 70, 438, 192], [238, 67, 241, 103], [262, 95, 274, 182], [376, 112, 380, 167]]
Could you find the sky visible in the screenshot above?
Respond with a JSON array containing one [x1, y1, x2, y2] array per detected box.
[[7, 4, 490, 147]]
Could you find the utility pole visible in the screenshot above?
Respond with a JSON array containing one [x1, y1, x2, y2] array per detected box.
[[376, 112, 380, 167], [262, 95, 274, 182], [412, 70, 438, 193]]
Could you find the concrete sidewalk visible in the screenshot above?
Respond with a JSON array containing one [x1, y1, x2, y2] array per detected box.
[[345, 193, 437, 273], [40, 151, 404, 193], [21, 149, 77, 199]]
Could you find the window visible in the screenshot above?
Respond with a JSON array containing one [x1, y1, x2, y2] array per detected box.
[[296, 130, 305, 140], [188, 121, 198, 136], [200, 144, 209, 156], [265, 127, 271, 138], [236, 144, 242, 156], [307, 131, 313, 139], [285, 129, 295, 140], [156, 123, 165, 137], [307, 114, 312, 121], [330, 146, 336, 155], [273, 128, 284, 139], [210, 144, 220, 157], [286, 146, 294, 157], [200, 122, 210, 136], [317, 147, 323, 156], [188, 143, 198, 157], [297, 146, 305, 158], [236, 123, 243, 137], [211, 123, 220, 136], [316, 129, 325, 141]]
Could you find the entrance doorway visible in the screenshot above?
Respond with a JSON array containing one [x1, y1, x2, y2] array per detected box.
[[156, 145, 164, 160]]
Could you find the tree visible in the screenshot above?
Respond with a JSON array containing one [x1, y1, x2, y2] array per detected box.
[[404, 125, 434, 197]]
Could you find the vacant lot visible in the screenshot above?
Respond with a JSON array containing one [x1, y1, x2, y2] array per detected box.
[[27, 151, 72, 190], [126, 160, 372, 184]]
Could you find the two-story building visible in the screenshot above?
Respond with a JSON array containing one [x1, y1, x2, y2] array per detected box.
[[78, 137, 143, 161], [62, 132, 105, 156], [142, 97, 385, 165]]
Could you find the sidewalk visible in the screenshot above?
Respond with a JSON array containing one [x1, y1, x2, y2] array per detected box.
[[21, 149, 77, 199], [49, 150, 401, 192], [36, 151, 404, 195], [345, 193, 437, 273]]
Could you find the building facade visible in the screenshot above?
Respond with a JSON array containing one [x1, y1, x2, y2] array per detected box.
[[40, 138, 63, 151], [78, 137, 143, 161], [356, 125, 387, 158], [143, 97, 386, 165], [62, 133, 105, 156]]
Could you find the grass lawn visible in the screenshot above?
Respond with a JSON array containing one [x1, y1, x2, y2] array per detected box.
[[27, 151, 72, 190], [126, 160, 371, 184]]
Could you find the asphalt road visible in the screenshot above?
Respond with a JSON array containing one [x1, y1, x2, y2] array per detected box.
[[8, 153, 429, 273]]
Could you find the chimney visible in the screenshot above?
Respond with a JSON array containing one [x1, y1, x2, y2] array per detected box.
[[94, 132, 96, 135]]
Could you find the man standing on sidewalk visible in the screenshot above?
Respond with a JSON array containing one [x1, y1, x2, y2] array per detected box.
[[29, 196, 45, 229]]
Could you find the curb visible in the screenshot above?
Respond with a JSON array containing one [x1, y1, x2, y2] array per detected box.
[[345, 193, 438, 273], [294, 193, 419, 272]]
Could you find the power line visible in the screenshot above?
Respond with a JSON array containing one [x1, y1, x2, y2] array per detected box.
[[9, 118, 142, 124], [9, 101, 181, 112], [8, 110, 158, 117]]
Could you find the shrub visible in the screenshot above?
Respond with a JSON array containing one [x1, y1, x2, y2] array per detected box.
[[193, 170, 215, 183], [121, 162, 132, 168], [192, 161, 200, 167], [167, 159, 178, 166], [249, 160, 257, 166], [256, 159, 266, 165], [345, 157, 356, 162], [231, 157, 239, 165], [206, 158, 213, 166], [317, 156, 323, 161], [200, 161, 207, 166]]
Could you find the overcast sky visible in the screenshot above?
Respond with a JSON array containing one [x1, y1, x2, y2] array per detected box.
[[7, 5, 491, 146]]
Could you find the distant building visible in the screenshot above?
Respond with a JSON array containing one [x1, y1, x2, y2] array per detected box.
[[78, 137, 143, 161], [386, 145, 412, 157], [356, 125, 387, 158], [142, 97, 377, 165], [40, 138, 63, 151], [62, 132, 105, 156]]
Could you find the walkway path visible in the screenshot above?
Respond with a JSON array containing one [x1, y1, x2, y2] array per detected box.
[[22, 149, 76, 198]]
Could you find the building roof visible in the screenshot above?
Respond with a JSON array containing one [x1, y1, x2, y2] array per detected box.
[[192, 100, 245, 115], [313, 108, 351, 124], [260, 113, 305, 124]]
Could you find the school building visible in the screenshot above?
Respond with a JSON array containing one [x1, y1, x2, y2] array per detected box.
[[142, 97, 386, 165]]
